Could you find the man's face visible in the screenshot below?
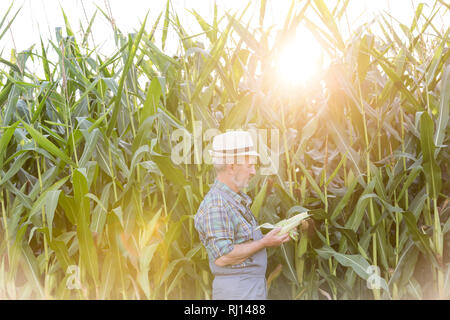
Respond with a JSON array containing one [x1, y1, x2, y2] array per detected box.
[[230, 156, 257, 191]]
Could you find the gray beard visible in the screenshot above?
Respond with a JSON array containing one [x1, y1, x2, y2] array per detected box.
[[231, 174, 248, 191]]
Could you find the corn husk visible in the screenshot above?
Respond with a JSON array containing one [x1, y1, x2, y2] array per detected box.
[[257, 212, 310, 240]]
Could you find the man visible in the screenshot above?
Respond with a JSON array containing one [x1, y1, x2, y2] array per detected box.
[[194, 130, 293, 300]]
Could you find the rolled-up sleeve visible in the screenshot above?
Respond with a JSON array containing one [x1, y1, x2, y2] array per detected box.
[[195, 203, 235, 261]]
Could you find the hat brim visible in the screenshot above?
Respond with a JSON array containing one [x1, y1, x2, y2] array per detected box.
[[209, 150, 259, 158]]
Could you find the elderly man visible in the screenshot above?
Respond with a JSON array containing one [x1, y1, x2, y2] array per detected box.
[[194, 131, 292, 300]]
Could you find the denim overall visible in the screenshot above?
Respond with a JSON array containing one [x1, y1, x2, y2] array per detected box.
[[209, 187, 268, 300]]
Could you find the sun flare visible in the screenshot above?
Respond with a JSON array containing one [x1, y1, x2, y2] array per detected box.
[[275, 26, 324, 87]]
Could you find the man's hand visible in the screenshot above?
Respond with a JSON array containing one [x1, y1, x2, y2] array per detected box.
[[214, 227, 292, 267], [260, 227, 291, 248]]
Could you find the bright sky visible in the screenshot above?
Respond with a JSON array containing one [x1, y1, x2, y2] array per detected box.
[[0, 0, 448, 77]]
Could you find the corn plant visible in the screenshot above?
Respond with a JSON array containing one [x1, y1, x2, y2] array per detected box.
[[0, 0, 448, 300]]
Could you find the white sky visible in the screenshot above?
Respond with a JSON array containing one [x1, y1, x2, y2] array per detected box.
[[0, 0, 448, 66]]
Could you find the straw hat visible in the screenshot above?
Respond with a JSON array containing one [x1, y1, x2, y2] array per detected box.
[[209, 131, 259, 163]]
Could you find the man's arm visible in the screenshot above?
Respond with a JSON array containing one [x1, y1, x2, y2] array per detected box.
[[214, 227, 291, 267]]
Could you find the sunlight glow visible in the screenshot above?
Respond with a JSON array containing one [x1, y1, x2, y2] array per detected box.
[[274, 26, 324, 87]]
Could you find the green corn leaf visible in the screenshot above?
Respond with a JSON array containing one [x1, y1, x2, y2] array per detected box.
[[315, 246, 390, 295], [3, 84, 20, 127], [295, 159, 326, 204], [330, 173, 358, 221], [402, 211, 434, 257], [21, 120, 76, 167], [45, 190, 61, 241], [152, 155, 186, 186], [99, 252, 116, 299], [410, 3, 424, 33], [419, 112, 442, 199], [0, 81, 13, 106], [0, 120, 19, 167], [49, 239, 75, 272], [20, 244, 45, 298], [82, 10, 97, 46], [90, 183, 112, 234], [0, 4, 21, 42], [58, 192, 76, 225], [0, 153, 30, 187], [259, 0, 267, 27], [250, 179, 268, 219], [79, 128, 101, 168], [345, 179, 376, 232], [434, 64, 450, 150], [26, 176, 69, 223], [73, 168, 99, 284], [141, 76, 162, 123], [161, 0, 170, 50], [376, 57, 421, 110], [312, 0, 345, 50], [327, 115, 363, 179], [106, 12, 148, 136]]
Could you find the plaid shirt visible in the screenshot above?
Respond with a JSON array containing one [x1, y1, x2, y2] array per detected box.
[[194, 179, 257, 268]]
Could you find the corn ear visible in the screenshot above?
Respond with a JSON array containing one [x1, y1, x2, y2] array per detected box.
[[257, 212, 310, 240]]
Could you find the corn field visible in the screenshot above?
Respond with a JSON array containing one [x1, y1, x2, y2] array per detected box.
[[0, 0, 449, 300]]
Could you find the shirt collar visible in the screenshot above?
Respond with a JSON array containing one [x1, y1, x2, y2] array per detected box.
[[213, 179, 252, 208]]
